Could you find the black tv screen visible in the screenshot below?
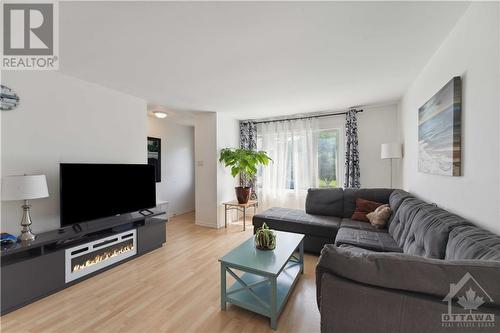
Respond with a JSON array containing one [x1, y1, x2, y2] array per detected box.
[[60, 163, 156, 226]]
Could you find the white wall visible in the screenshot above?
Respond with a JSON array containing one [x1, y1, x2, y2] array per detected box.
[[357, 104, 400, 188], [216, 113, 240, 228], [1, 71, 147, 234], [193, 112, 239, 228], [148, 117, 195, 217], [399, 3, 500, 234], [194, 112, 218, 227]]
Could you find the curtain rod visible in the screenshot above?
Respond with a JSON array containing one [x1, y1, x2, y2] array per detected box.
[[244, 109, 363, 125]]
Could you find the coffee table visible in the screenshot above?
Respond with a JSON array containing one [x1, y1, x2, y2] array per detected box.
[[219, 231, 305, 330]]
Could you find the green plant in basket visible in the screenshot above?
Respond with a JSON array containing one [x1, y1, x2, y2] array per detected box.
[[255, 223, 276, 250]]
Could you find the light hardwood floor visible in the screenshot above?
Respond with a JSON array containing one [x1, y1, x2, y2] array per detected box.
[[1, 213, 320, 333]]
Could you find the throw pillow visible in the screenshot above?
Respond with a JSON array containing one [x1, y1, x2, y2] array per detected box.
[[351, 198, 385, 222], [366, 204, 392, 229]]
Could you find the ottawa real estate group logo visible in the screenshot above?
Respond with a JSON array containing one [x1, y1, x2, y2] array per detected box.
[[442, 272, 496, 329], [1, 0, 59, 70]]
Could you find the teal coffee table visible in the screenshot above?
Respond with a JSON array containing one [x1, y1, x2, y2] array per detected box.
[[219, 231, 305, 330]]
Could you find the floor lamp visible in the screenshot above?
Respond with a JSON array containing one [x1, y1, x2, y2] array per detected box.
[[381, 143, 402, 188]]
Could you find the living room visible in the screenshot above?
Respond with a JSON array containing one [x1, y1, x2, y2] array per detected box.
[[1, 1, 499, 333]]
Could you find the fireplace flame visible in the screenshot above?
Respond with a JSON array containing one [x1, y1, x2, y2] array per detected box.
[[73, 244, 134, 272]]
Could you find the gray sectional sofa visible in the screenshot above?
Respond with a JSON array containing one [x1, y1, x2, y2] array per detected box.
[[252, 188, 500, 333]]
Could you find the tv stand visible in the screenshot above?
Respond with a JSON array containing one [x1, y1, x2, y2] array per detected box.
[[72, 223, 83, 233], [0, 207, 168, 315], [138, 209, 154, 216]]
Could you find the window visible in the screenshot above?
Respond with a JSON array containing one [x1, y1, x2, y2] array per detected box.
[[279, 130, 341, 189], [257, 124, 343, 190], [318, 129, 341, 188], [256, 117, 344, 210]]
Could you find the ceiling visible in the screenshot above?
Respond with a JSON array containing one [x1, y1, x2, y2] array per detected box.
[[59, 1, 469, 119]]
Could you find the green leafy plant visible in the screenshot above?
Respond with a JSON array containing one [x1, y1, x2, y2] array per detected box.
[[319, 178, 338, 188], [219, 148, 272, 187], [254, 223, 276, 250]]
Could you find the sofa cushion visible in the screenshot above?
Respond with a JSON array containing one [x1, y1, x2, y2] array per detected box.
[[389, 198, 470, 259], [343, 188, 393, 218], [340, 218, 384, 232], [446, 224, 500, 261], [388, 197, 428, 248], [387, 189, 413, 227], [351, 198, 385, 222], [305, 188, 344, 217], [252, 207, 340, 238], [366, 205, 392, 229], [335, 227, 402, 252], [337, 244, 377, 254]]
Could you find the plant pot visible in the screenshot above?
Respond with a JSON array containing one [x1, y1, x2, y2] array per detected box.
[[255, 223, 276, 250], [235, 187, 251, 204], [256, 245, 274, 251]]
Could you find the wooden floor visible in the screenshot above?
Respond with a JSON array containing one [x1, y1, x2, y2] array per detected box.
[[1, 212, 320, 333]]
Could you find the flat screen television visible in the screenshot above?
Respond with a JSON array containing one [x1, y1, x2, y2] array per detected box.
[[60, 163, 156, 226]]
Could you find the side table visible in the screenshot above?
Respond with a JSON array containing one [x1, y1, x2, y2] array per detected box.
[[223, 200, 258, 231]]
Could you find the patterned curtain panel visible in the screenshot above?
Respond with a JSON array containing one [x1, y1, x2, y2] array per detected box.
[[239, 121, 258, 199], [344, 110, 361, 188]]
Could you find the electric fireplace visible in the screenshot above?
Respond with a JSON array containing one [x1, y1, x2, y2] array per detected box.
[[65, 229, 137, 283]]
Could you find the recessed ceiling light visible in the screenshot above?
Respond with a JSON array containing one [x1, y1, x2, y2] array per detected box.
[[153, 111, 168, 119]]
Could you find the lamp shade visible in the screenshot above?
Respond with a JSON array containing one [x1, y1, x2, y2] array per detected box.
[[381, 143, 402, 159], [2, 175, 49, 201]]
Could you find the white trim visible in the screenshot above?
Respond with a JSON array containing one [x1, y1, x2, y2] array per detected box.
[[195, 220, 218, 228]]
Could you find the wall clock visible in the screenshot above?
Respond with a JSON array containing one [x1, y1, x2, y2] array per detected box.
[[0, 85, 20, 111]]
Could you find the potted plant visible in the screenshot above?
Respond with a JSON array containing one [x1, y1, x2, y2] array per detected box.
[[254, 223, 276, 250], [219, 148, 271, 204]]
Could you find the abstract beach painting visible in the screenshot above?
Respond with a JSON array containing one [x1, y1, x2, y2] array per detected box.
[[418, 77, 462, 176]]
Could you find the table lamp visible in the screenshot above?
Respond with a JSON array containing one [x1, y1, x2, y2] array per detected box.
[[2, 175, 49, 241], [381, 143, 402, 188]]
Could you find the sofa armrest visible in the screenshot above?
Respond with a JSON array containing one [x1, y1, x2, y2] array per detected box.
[[319, 272, 477, 333], [316, 244, 500, 309]]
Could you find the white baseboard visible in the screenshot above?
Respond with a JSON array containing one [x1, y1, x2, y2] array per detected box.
[[195, 220, 218, 228], [170, 209, 195, 218]]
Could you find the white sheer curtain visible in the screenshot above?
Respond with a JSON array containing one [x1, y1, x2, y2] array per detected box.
[[257, 118, 319, 210]]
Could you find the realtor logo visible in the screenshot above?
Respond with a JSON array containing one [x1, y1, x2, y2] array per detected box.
[[442, 272, 495, 329], [1, 1, 59, 70]]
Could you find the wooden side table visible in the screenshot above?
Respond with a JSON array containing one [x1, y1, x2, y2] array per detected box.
[[223, 200, 258, 231]]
